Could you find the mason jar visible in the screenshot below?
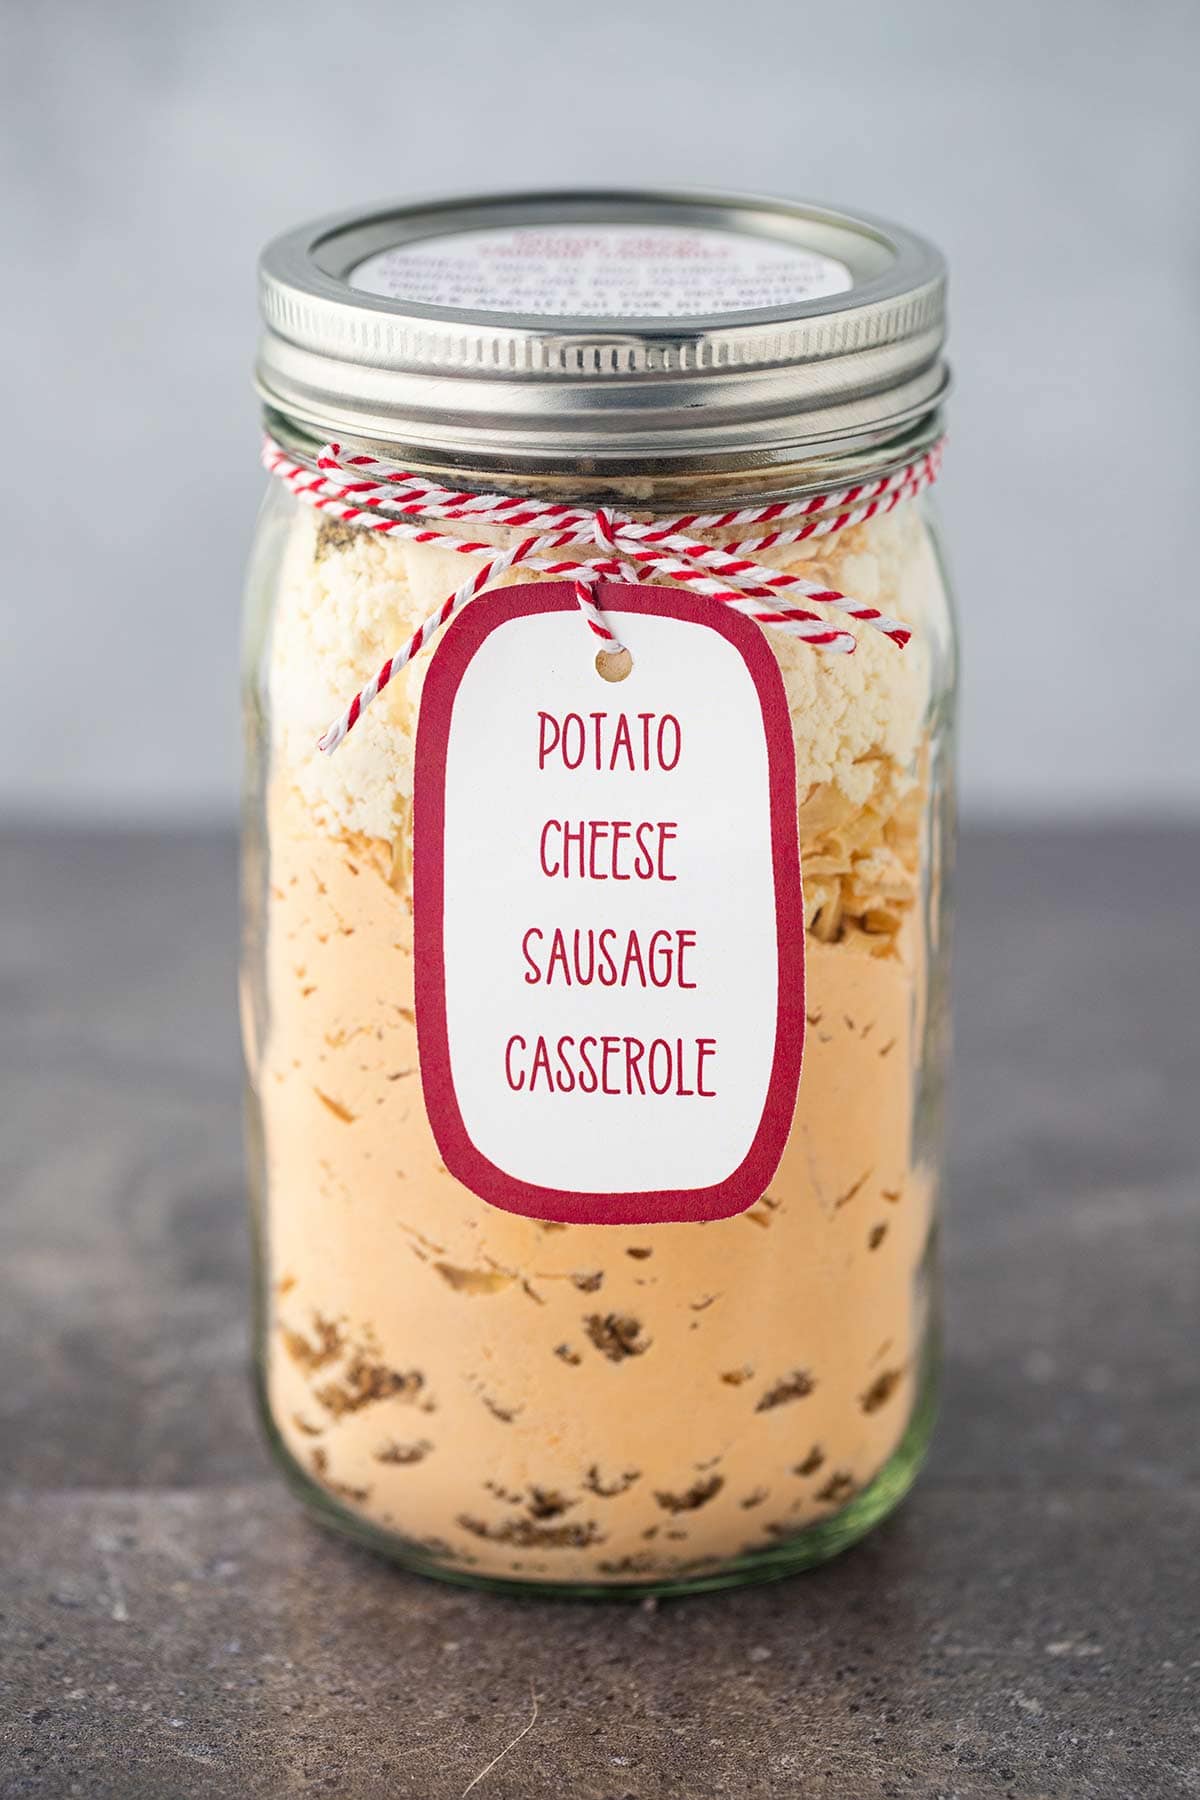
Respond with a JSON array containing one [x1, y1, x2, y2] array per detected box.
[[241, 189, 957, 1594]]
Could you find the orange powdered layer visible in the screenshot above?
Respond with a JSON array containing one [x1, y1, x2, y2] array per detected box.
[[253, 770, 933, 1584]]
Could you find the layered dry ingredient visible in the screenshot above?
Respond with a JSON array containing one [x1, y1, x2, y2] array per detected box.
[[248, 491, 946, 1583]]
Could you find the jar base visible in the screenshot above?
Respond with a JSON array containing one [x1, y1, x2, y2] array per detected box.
[[256, 1358, 937, 1600]]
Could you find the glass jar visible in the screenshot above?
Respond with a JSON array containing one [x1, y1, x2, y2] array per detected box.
[[241, 190, 957, 1594]]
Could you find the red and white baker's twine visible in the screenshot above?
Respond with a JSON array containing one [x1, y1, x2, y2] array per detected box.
[[262, 436, 944, 754]]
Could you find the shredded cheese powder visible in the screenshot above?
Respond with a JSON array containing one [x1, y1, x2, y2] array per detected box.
[[246, 494, 951, 1584]]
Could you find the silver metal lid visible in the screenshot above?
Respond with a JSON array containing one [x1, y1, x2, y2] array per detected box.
[[257, 188, 948, 476]]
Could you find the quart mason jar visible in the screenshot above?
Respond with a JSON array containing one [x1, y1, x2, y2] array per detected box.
[[241, 190, 957, 1594]]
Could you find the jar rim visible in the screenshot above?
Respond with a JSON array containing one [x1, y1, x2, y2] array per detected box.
[[257, 187, 949, 474]]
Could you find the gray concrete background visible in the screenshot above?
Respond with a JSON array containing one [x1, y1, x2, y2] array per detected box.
[[4, 824, 1198, 1796], [2, 0, 1198, 826]]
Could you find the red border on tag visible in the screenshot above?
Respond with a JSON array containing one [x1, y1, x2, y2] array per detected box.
[[412, 581, 804, 1225]]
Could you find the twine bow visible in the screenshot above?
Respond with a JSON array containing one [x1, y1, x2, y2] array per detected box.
[[262, 436, 943, 754]]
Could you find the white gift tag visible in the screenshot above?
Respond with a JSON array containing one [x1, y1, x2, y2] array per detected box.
[[413, 582, 804, 1225]]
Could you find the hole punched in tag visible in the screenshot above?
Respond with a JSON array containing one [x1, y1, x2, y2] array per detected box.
[[595, 647, 634, 684]]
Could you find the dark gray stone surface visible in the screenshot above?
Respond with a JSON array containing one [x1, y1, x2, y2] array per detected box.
[[1, 826, 1197, 1800]]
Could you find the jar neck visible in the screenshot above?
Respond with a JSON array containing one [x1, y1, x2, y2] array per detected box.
[[261, 404, 946, 508]]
